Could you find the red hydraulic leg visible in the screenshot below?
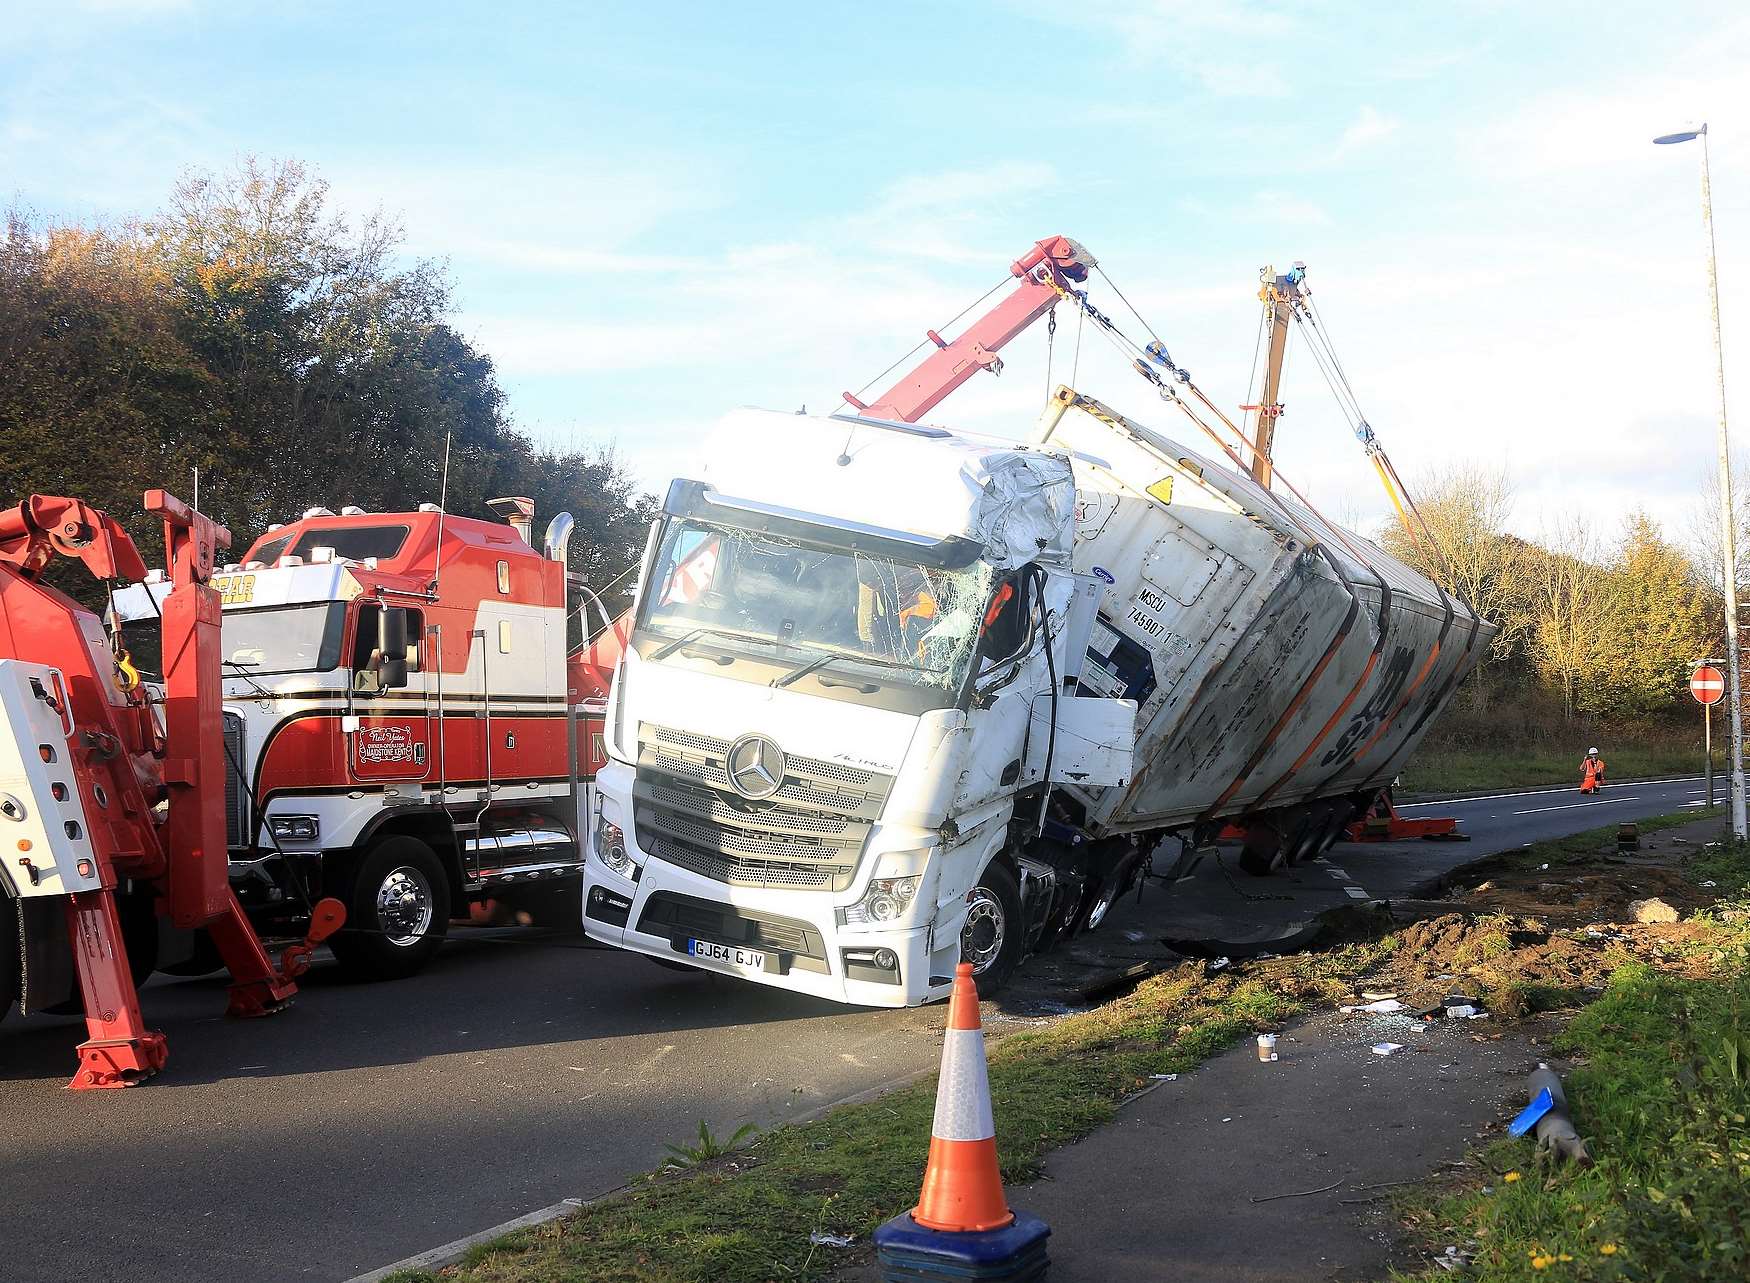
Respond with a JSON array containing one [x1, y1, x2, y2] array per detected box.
[[64, 891, 168, 1090]]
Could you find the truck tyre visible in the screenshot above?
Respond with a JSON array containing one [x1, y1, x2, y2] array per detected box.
[[162, 928, 225, 977], [119, 887, 158, 986], [1237, 822, 1284, 877], [1, 892, 17, 1024], [961, 861, 1024, 993], [1079, 852, 1141, 933], [330, 837, 451, 981]]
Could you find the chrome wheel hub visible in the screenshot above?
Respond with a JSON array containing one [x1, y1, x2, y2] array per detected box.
[[376, 866, 434, 946], [960, 887, 1006, 974]]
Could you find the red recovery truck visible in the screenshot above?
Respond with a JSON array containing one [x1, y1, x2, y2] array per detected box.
[[0, 491, 344, 1087], [103, 496, 613, 981]]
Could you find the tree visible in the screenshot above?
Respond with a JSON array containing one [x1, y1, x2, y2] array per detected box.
[[1526, 514, 1620, 721], [1, 160, 651, 614], [1591, 512, 1713, 718], [1381, 464, 1533, 707]]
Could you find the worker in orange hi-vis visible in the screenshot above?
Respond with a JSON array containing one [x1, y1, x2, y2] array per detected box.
[[1579, 747, 1606, 794]]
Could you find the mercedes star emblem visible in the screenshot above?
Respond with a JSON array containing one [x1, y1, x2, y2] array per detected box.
[[726, 733, 787, 800]]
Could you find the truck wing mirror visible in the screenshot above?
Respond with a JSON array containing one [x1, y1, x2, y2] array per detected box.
[[377, 606, 410, 689]]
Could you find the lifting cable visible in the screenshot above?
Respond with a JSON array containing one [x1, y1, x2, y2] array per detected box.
[[1046, 275, 1381, 570], [1287, 294, 1448, 570], [842, 257, 1447, 578]]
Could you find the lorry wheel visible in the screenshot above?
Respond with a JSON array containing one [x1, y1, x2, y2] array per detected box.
[[1237, 822, 1285, 877], [330, 837, 451, 981], [961, 862, 1023, 992], [119, 888, 159, 986], [1080, 853, 1141, 933], [1, 892, 17, 1024], [161, 929, 225, 977]]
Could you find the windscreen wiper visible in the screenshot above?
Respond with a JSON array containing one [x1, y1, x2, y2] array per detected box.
[[651, 625, 769, 662], [223, 659, 275, 698], [772, 648, 934, 689]]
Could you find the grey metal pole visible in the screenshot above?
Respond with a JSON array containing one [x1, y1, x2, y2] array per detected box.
[[1698, 128, 1748, 840], [1707, 699, 1715, 808]]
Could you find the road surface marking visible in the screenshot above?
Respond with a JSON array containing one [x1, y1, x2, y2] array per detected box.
[[1343, 886, 1369, 899], [1512, 796, 1640, 815], [1396, 776, 1704, 809]]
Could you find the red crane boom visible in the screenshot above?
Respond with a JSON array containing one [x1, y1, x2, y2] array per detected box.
[[844, 235, 1096, 424]]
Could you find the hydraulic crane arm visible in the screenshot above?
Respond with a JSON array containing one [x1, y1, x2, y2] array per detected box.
[[845, 235, 1096, 424], [1, 491, 342, 1088]]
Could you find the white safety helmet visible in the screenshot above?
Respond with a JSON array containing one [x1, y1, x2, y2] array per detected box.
[[1588, 747, 1599, 755]]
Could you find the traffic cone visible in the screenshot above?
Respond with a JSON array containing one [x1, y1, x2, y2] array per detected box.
[[873, 962, 1050, 1281]]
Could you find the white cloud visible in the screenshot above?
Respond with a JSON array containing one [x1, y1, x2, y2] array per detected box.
[[1334, 106, 1399, 158]]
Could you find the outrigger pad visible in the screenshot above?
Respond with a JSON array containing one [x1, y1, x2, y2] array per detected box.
[[873, 1210, 1050, 1281]]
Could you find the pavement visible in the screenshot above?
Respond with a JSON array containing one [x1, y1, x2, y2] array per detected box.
[[0, 774, 1710, 1283], [994, 1008, 1545, 1282]]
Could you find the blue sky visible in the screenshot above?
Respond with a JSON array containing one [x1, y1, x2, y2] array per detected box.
[[6, 1, 1746, 550]]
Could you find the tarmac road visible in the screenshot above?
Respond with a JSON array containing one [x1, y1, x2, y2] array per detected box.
[[0, 774, 1715, 1283]]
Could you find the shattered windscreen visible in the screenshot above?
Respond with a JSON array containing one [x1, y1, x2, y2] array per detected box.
[[638, 519, 993, 706]]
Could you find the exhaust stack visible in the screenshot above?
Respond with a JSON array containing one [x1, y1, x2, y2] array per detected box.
[[487, 495, 536, 545]]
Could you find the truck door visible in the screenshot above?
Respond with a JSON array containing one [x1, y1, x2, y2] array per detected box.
[[347, 604, 432, 786]]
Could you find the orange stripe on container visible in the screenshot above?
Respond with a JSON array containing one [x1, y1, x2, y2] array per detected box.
[[1252, 649, 1380, 808], [1354, 641, 1442, 762]]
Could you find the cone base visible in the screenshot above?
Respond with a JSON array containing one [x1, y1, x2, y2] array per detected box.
[[872, 1209, 1050, 1282]]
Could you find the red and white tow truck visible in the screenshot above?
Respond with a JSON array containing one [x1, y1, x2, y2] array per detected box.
[[103, 495, 612, 980]]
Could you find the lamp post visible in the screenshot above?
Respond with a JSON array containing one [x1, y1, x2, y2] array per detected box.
[[1655, 122, 1746, 840]]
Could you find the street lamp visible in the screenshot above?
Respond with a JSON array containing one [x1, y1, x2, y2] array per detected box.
[[1655, 122, 1747, 840]]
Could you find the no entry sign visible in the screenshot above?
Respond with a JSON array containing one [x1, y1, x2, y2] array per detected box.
[[1691, 665, 1726, 705]]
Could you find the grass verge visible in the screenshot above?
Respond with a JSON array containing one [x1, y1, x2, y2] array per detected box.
[[392, 814, 1734, 1283], [1398, 743, 1709, 795], [1391, 834, 1750, 1281]]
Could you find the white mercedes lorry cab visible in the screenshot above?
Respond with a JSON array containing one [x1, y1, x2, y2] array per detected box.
[[582, 408, 1137, 1006]]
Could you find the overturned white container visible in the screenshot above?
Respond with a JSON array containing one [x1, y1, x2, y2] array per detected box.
[[1033, 388, 1495, 840]]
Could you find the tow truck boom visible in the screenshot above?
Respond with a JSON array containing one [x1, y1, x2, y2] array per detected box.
[[1, 491, 343, 1088], [844, 235, 1096, 423]]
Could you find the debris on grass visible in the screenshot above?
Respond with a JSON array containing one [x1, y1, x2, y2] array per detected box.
[[1627, 896, 1679, 923]]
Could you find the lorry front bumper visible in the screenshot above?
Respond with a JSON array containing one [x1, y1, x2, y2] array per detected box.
[[584, 842, 947, 1009]]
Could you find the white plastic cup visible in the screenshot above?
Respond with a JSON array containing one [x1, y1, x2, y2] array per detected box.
[[1257, 1033, 1279, 1062]]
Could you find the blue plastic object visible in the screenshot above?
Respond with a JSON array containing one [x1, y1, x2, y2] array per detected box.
[[1508, 1087, 1556, 1136], [873, 1210, 1050, 1281]]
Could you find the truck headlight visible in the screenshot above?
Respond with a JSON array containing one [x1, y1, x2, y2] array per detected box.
[[594, 813, 633, 877], [842, 875, 921, 926], [268, 815, 320, 842]]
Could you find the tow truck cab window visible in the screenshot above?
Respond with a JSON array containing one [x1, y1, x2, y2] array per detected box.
[[351, 603, 423, 692], [247, 524, 412, 566]]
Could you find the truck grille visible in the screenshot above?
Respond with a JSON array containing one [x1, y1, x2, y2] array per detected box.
[[635, 723, 893, 894], [637, 890, 828, 972], [222, 712, 249, 849]]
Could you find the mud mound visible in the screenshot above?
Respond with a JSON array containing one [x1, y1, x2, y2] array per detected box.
[[1393, 913, 1544, 971], [1463, 863, 1707, 924]]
